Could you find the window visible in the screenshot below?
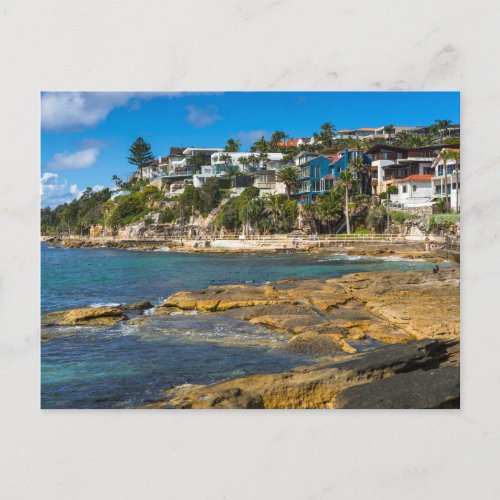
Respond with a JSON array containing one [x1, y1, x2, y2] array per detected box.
[[402, 186, 407, 193], [438, 166, 443, 176], [412, 185, 417, 192]]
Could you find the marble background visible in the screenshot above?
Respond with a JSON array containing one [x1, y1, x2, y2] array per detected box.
[[0, 0, 499, 498]]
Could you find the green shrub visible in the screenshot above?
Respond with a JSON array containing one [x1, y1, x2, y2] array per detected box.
[[159, 207, 176, 223], [390, 210, 416, 225], [430, 213, 460, 224]]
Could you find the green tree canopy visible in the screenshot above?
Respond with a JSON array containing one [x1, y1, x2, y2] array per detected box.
[[127, 137, 154, 180]]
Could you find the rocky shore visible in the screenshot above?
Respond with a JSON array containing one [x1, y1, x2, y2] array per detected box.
[[43, 236, 446, 261], [42, 269, 460, 408]]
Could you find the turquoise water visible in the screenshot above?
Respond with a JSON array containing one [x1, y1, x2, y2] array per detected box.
[[41, 243, 440, 409]]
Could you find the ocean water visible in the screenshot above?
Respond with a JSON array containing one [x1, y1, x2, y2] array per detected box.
[[41, 243, 441, 409]]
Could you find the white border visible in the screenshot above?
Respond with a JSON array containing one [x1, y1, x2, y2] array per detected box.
[[1, 1, 499, 498]]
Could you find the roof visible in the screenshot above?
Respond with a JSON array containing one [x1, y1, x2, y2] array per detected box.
[[397, 174, 433, 183], [356, 127, 377, 131], [321, 174, 335, 180], [326, 153, 342, 162]]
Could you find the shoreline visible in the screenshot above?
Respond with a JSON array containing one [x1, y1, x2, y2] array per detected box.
[[42, 236, 455, 262], [42, 268, 460, 409]]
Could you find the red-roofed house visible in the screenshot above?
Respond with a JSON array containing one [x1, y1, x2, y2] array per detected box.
[[392, 174, 433, 208]]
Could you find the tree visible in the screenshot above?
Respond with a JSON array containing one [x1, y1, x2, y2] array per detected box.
[[250, 136, 268, 153], [439, 150, 454, 212], [263, 193, 283, 231], [192, 151, 208, 171], [435, 119, 452, 140], [348, 157, 371, 195], [337, 170, 355, 234], [247, 154, 260, 171], [111, 174, 123, 188], [366, 204, 387, 233], [127, 137, 154, 180], [225, 165, 239, 182], [219, 153, 233, 168], [277, 165, 300, 200], [239, 156, 250, 172], [270, 131, 287, 148], [225, 138, 241, 152], [318, 122, 336, 147], [258, 152, 269, 169]]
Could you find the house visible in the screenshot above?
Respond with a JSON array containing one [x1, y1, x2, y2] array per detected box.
[[211, 151, 285, 172], [277, 137, 316, 148], [230, 175, 254, 196], [329, 148, 373, 194], [431, 148, 460, 211], [333, 126, 417, 142], [250, 170, 287, 196], [295, 152, 334, 203], [192, 165, 227, 188], [392, 174, 434, 208], [367, 144, 448, 195]]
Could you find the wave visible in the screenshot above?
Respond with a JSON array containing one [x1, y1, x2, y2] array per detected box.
[[89, 302, 121, 308], [316, 254, 364, 262], [153, 246, 171, 252]]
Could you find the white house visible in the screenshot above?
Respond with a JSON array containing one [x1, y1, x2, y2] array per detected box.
[[431, 148, 460, 211], [192, 165, 227, 188], [391, 174, 433, 208], [211, 152, 285, 172]]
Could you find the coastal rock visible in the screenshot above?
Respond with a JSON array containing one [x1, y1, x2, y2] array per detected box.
[[43, 307, 127, 326], [175, 388, 265, 409], [334, 270, 460, 340], [157, 270, 459, 356], [334, 366, 460, 409], [122, 300, 154, 311], [171, 340, 457, 409], [158, 284, 296, 313]]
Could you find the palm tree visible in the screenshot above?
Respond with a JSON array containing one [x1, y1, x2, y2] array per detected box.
[[337, 170, 355, 234], [270, 131, 287, 148], [251, 136, 268, 153], [219, 152, 233, 168], [239, 156, 250, 172], [439, 149, 454, 212], [318, 122, 336, 147], [435, 119, 452, 140], [258, 152, 269, 170], [263, 193, 283, 232], [247, 154, 260, 172], [224, 138, 241, 152], [348, 157, 370, 195], [277, 165, 300, 200]]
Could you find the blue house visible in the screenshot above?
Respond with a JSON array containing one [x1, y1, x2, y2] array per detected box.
[[329, 148, 373, 195], [296, 152, 336, 203]]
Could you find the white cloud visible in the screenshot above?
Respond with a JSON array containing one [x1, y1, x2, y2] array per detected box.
[[40, 172, 80, 208], [41, 92, 216, 131], [235, 129, 270, 145], [40, 173, 107, 208], [47, 147, 100, 170], [185, 105, 222, 128]]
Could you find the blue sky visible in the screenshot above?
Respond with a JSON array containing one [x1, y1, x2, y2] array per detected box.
[[41, 91, 460, 207]]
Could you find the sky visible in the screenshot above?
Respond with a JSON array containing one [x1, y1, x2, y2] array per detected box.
[[40, 91, 460, 208]]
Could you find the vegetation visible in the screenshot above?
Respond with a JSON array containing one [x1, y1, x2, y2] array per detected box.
[[41, 118, 459, 238], [224, 138, 241, 152], [41, 188, 112, 235], [216, 188, 297, 234], [127, 137, 154, 180], [277, 165, 300, 200]]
